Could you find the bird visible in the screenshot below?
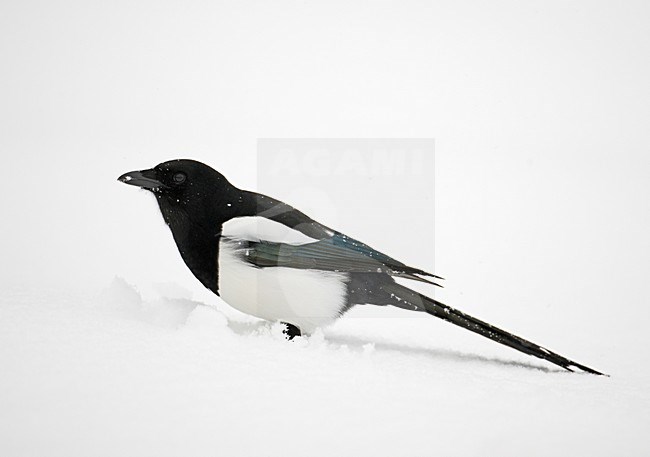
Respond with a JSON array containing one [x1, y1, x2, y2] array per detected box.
[[118, 159, 604, 375]]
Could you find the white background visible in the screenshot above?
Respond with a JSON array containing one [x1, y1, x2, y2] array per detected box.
[[1, 1, 649, 456]]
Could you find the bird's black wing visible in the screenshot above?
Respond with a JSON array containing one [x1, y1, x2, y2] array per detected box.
[[327, 231, 443, 283], [245, 191, 442, 284], [225, 237, 443, 286]]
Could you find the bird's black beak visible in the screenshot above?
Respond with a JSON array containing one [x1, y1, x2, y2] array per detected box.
[[117, 169, 167, 190]]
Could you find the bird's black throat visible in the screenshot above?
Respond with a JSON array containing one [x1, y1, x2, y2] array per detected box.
[[155, 193, 225, 295]]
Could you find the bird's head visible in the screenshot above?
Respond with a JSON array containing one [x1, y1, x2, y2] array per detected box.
[[118, 159, 237, 228]]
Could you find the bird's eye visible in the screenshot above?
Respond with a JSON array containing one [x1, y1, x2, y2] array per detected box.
[[173, 172, 186, 184]]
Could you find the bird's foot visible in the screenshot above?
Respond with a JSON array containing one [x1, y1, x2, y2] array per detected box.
[[282, 322, 301, 341]]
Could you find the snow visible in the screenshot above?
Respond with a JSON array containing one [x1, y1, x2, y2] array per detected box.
[[1, 277, 648, 457]]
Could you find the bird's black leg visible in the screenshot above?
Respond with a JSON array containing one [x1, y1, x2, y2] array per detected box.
[[282, 322, 301, 340]]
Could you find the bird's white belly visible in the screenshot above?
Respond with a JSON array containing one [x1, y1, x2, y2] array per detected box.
[[217, 239, 349, 333]]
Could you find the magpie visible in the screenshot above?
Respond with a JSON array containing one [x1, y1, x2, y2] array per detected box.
[[118, 159, 604, 375]]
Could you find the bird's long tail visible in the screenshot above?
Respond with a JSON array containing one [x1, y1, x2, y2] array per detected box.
[[382, 282, 605, 375]]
